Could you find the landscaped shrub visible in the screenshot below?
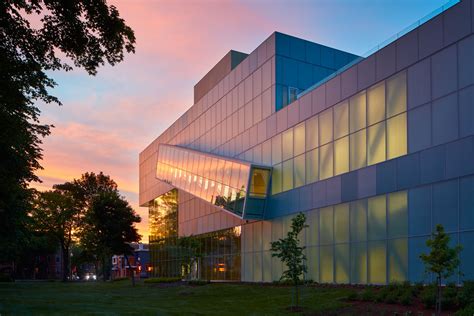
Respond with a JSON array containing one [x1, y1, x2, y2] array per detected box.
[[421, 285, 437, 309], [361, 288, 376, 302], [0, 274, 13, 282], [442, 283, 458, 310], [399, 291, 414, 306], [144, 277, 182, 284], [347, 291, 359, 301], [455, 303, 474, 316], [187, 279, 210, 286], [457, 281, 474, 308]]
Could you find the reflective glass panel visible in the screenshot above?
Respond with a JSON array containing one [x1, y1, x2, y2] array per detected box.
[[319, 108, 333, 145], [368, 241, 387, 284], [367, 121, 386, 166], [334, 203, 349, 243], [320, 206, 334, 245], [387, 113, 407, 160], [386, 71, 407, 118], [272, 134, 282, 165], [367, 81, 385, 125], [294, 123, 306, 156], [319, 143, 334, 180], [368, 195, 387, 240], [388, 191, 408, 238], [294, 154, 305, 188], [306, 116, 319, 151], [335, 244, 350, 283], [282, 159, 294, 192], [334, 136, 349, 175], [350, 91, 366, 133], [272, 163, 283, 195], [282, 128, 294, 161], [334, 101, 349, 139], [350, 129, 367, 170], [249, 168, 270, 198], [350, 200, 367, 242], [388, 238, 408, 282], [305, 148, 319, 184]]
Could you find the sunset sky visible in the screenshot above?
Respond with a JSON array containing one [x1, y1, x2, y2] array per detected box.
[[32, 0, 450, 241]]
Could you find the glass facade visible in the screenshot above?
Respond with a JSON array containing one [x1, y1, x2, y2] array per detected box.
[[271, 71, 407, 194], [156, 144, 270, 218]]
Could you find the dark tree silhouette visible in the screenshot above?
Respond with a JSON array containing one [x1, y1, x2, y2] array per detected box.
[[0, 1, 135, 263]]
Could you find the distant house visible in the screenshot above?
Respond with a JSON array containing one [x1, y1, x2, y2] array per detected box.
[[111, 243, 150, 279]]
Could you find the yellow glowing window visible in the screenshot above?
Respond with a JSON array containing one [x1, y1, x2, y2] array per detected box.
[[294, 123, 305, 156], [319, 108, 333, 145], [350, 129, 367, 170], [334, 101, 349, 139], [249, 168, 270, 198], [272, 134, 282, 165], [388, 191, 408, 238], [271, 163, 282, 195], [334, 136, 349, 176], [334, 203, 349, 243], [386, 71, 407, 118], [320, 206, 334, 245], [367, 82, 385, 125], [305, 148, 319, 184], [306, 116, 319, 151], [367, 121, 386, 166], [293, 154, 305, 188], [319, 143, 334, 180], [368, 241, 387, 284], [282, 159, 294, 192], [368, 195, 387, 240], [388, 238, 408, 282], [387, 113, 407, 160], [350, 91, 366, 133], [282, 128, 294, 161]]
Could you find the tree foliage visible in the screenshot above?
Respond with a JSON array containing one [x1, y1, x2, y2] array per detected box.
[[270, 212, 308, 308], [30, 190, 80, 281], [177, 235, 202, 280], [0, 0, 135, 261], [420, 224, 463, 316]]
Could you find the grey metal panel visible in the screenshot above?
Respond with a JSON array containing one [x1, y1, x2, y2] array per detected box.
[[460, 85, 474, 137], [357, 166, 376, 199], [396, 30, 419, 71], [326, 176, 341, 205], [299, 92, 312, 121], [326, 75, 341, 107], [408, 103, 432, 152], [266, 113, 277, 139], [376, 43, 396, 81], [419, 14, 443, 59], [396, 153, 420, 190], [376, 160, 397, 194], [420, 145, 446, 184], [445, 136, 474, 178], [341, 65, 358, 99], [357, 55, 376, 90], [276, 106, 288, 134], [408, 59, 431, 110], [443, 0, 471, 46], [431, 45, 457, 100], [432, 93, 459, 145], [312, 85, 326, 115], [312, 180, 327, 208], [287, 101, 300, 127], [458, 35, 474, 89], [257, 120, 267, 144]]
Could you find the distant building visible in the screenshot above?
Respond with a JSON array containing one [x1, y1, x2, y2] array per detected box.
[[111, 243, 150, 279], [140, 0, 474, 284]]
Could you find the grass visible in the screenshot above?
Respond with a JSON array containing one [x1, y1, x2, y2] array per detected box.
[[0, 280, 352, 315]]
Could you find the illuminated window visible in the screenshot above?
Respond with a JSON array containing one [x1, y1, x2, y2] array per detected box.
[[320, 206, 334, 245], [367, 121, 386, 165], [294, 123, 305, 156], [350, 200, 367, 242], [351, 242, 367, 284], [334, 136, 349, 175], [319, 143, 334, 180], [350, 129, 366, 170], [335, 244, 350, 284], [319, 108, 333, 145], [368, 241, 386, 284], [368, 195, 386, 240], [334, 101, 349, 139], [388, 238, 408, 282], [271, 163, 282, 195], [282, 128, 294, 161], [282, 159, 294, 192], [367, 82, 385, 125], [271, 134, 282, 165], [306, 116, 319, 151], [350, 91, 366, 133], [249, 168, 270, 198], [294, 154, 305, 188], [320, 245, 334, 283], [388, 191, 408, 238], [305, 148, 319, 184], [386, 71, 407, 118], [387, 113, 407, 160]]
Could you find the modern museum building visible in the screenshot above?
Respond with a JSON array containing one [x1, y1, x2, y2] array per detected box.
[[139, 0, 474, 284]]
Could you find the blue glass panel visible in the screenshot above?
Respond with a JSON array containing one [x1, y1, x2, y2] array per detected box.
[[408, 236, 430, 283], [397, 154, 420, 190], [408, 103, 431, 152], [408, 186, 432, 236], [432, 180, 458, 232], [376, 160, 397, 195], [460, 175, 474, 231], [432, 93, 459, 146], [420, 145, 445, 184], [460, 232, 474, 281], [446, 137, 474, 179]]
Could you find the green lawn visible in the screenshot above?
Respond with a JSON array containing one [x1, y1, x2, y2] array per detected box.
[[0, 280, 352, 315]]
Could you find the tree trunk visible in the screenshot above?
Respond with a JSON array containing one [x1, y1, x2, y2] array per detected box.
[[61, 246, 69, 282], [124, 254, 135, 287], [436, 275, 442, 316], [295, 281, 299, 308]]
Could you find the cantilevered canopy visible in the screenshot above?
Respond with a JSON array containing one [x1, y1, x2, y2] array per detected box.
[[156, 144, 271, 219]]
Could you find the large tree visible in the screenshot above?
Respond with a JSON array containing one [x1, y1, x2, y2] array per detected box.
[[0, 1, 135, 262], [30, 190, 80, 281]]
